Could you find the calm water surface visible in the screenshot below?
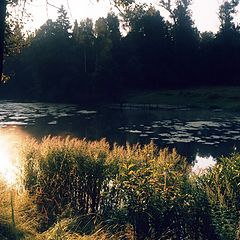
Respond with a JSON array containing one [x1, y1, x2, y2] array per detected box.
[[1, 101, 240, 161]]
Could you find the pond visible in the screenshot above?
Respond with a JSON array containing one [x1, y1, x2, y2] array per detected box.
[[0, 101, 240, 161]]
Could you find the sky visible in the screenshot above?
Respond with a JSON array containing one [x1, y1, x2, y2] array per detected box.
[[23, 0, 230, 33]]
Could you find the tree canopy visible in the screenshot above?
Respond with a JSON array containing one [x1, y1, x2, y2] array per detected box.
[[1, 0, 240, 102]]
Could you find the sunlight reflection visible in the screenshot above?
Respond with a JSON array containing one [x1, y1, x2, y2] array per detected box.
[[192, 154, 216, 175], [0, 148, 18, 186], [0, 127, 31, 188]]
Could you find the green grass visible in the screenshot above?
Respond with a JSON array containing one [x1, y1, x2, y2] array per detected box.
[[0, 136, 239, 239], [123, 86, 240, 109]]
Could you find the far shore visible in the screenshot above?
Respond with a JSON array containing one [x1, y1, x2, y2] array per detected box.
[[121, 86, 240, 110]]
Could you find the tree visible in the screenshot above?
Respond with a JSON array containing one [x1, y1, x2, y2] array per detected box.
[[94, 17, 113, 73], [106, 13, 121, 47], [159, 0, 199, 86], [55, 5, 71, 37], [0, 0, 7, 81], [1, 0, 137, 83], [73, 18, 95, 74], [215, 0, 240, 85], [173, 0, 198, 47], [5, 5, 77, 101], [1, 0, 31, 83], [124, 7, 171, 88], [219, 0, 239, 34]]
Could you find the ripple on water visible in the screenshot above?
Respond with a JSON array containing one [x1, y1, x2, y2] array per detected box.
[[0, 121, 28, 126], [9, 116, 29, 120], [164, 137, 194, 143], [211, 135, 221, 139], [57, 113, 74, 117], [140, 134, 148, 137], [125, 130, 142, 134], [145, 131, 154, 134], [232, 136, 240, 140], [226, 130, 240, 134], [48, 121, 58, 125], [173, 125, 196, 131], [158, 133, 171, 137], [186, 121, 222, 128], [77, 110, 97, 114], [203, 142, 215, 145]]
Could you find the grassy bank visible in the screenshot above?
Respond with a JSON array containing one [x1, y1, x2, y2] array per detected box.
[[123, 86, 240, 109], [0, 136, 239, 239]]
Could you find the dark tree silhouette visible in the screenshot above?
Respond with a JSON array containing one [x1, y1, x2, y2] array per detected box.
[[215, 0, 240, 85], [164, 0, 199, 86], [3, 2, 240, 102], [219, 0, 239, 34], [0, 0, 7, 82], [73, 18, 95, 74], [55, 5, 72, 37], [123, 7, 171, 88]]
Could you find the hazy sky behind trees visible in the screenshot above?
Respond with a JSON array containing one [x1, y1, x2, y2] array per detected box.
[[24, 0, 239, 33]]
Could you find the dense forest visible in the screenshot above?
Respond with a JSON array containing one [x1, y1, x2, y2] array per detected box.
[[2, 0, 240, 103]]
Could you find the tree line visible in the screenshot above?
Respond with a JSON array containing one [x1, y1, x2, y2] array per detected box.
[[2, 0, 240, 103]]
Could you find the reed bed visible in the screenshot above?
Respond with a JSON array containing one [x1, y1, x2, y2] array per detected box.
[[0, 136, 239, 239]]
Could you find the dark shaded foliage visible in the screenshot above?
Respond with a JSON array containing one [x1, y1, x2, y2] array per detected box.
[[2, 1, 240, 103]]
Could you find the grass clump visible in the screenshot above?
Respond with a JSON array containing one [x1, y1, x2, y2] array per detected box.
[[20, 137, 113, 231], [0, 181, 38, 239]]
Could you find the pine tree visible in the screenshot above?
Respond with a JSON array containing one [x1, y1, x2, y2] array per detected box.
[[56, 5, 71, 38]]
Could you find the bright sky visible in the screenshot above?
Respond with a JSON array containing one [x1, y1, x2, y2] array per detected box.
[[23, 0, 236, 33]]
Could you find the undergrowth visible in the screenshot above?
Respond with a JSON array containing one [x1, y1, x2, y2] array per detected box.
[[0, 136, 239, 239]]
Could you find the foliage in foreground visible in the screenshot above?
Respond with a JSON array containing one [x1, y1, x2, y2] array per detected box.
[[0, 137, 240, 239], [198, 153, 240, 240]]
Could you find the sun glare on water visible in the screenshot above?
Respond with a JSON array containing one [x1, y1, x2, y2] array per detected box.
[[192, 154, 216, 175], [0, 148, 19, 186], [0, 128, 30, 188]]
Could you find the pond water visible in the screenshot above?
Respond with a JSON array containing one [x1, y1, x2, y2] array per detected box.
[[0, 101, 240, 161]]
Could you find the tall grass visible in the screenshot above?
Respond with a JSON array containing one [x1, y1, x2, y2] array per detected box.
[[0, 180, 38, 239], [0, 136, 239, 239], [20, 137, 115, 231]]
